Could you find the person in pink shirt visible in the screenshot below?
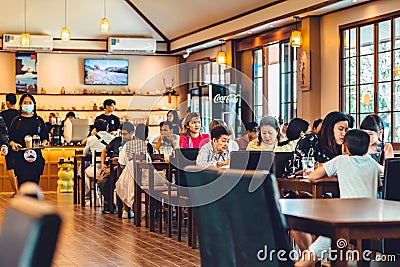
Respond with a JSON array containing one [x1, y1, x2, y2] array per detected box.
[[179, 112, 210, 148]]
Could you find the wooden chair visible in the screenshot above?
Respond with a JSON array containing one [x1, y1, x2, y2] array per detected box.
[[166, 148, 199, 245], [73, 149, 83, 205], [107, 157, 121, 214], [184, 166, 292, 267], [86, 151, 103, 208], [0, 197, 62, 267]]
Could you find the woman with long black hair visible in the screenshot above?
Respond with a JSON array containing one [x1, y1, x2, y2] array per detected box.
[[285, 111, 349, 176], [9, 94, 48, 187]]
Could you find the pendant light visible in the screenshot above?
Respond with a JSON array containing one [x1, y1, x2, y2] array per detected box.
[[100, 0, 110, 32], [216, 39, 226, 65], [20, 0, 30, 47], [60, 0, 71, 41], [290, 16, 303, 48]]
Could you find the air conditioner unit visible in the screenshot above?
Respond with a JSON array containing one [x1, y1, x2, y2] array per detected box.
[[108, 37, 156, 53], [3, 34, 53, 51]]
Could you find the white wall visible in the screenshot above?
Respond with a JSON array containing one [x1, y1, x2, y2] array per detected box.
[[320, 0, 400, 117], [0, 52, 178, 94]]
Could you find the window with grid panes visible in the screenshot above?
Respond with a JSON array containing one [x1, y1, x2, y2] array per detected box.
[[341, 15, 400, 144], [253, 49, 264, 122]]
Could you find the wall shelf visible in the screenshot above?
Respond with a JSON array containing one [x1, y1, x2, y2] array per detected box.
[[36, 109, 169, 112], [1, 93, 177, 97]]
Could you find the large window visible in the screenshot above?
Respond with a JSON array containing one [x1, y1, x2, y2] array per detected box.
[[252, 42, 297, 123], [341, 16, 400, 143], [188, 61, 226, 88], [280, 42, 297, 123], [253, 49, 264, 122]]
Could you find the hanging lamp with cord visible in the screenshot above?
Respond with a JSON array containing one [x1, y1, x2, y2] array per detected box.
[[290, 16, 303, 47], [20, 0, 30, 47], [100, 0, 110, 32], [60, 0, 71, 41], [216, 39, 226, 65]]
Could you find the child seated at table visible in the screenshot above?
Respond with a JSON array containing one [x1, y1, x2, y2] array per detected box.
[[295, 129, 384, 267]]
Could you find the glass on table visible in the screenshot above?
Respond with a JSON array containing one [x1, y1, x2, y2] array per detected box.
[[301, 157, 315, 178]]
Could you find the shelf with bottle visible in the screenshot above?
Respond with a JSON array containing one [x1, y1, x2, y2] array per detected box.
[[0, 92, 178, 97], [36, 109, 170, 112]]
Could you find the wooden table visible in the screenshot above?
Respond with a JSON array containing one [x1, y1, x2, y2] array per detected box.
[[280, 198, 400, 266], [276, 177, 339, 198], [133, 160, 171, 232]]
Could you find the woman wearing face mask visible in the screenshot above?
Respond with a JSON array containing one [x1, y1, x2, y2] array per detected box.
[[8, 94, 49, 187], [284, 111, 349, 177]]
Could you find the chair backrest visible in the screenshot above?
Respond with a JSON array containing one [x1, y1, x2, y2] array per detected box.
[[271, 152, 293, 178], [230, 150, 274, 171], [184, 166, 292, 267], [383, 158, 400, 201], [150, 153, 164, 162], [0, 197, 62, 267], [381, 158, 400, 254], [172, 148, 199, 186]]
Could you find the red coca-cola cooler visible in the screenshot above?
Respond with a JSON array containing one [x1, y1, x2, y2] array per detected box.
[[189, 83, 242, 136]]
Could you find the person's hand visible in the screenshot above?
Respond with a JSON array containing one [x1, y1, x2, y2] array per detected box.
[[217, 158, 230, 167], [90, 128, 98, 136], [103, 167, 110, 175], [42, 140, 49, 147], [0, 145, 8, 156], [10, 141, 22, 152]]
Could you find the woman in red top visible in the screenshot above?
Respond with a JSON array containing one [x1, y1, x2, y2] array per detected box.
[[179, 112, 210, 148]]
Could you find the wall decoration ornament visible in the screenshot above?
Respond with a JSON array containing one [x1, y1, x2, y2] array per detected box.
[[297, 50, 311, 91]]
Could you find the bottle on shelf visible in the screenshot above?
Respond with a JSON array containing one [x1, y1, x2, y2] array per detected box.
[[93, 103, 97, 110]]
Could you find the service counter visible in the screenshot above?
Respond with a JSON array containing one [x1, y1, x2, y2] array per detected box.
[[0, 146, 83, 192]]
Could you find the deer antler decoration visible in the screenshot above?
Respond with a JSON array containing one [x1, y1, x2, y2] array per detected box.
[[162, 76, 176, 103]]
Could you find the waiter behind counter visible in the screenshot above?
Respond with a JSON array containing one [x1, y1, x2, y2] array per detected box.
[[48, 99, 120, 145]]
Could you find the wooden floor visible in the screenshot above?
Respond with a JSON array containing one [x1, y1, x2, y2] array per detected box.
[[0, 192, 200, 267]]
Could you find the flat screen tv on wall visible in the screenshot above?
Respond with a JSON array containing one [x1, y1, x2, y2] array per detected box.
[[84, 59, 128, 85]]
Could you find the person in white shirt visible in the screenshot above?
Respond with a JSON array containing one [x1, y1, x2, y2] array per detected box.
[[82, 119, 115, 196], [196, 125, 231, 168], [209, 119, 239, 152], [151, 121, 179, 156], [62, 111, 76, 144], [295, 129, 384, 267]]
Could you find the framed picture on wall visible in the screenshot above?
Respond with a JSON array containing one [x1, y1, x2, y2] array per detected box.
[[297, 50, 311, 91], [16, 53, 37, 94]]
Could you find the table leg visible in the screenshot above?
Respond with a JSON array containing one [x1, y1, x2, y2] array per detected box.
[[134, 164, 141, 227], [149, 169, 155, 232], [81, 159, 86, 207], [73, 157, 78, 204], [331, 229, 351, 267]]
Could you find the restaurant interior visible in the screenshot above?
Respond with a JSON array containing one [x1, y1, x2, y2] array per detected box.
[[0, 0, 399, 266]]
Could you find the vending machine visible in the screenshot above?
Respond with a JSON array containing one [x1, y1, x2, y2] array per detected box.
[[189, 83, 242, 136]]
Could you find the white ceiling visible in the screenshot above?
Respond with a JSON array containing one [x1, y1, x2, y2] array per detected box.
[[0, 0, 372, 53]]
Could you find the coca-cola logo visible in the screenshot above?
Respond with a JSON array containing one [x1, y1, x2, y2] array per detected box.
[[213, 93, 239, 104]]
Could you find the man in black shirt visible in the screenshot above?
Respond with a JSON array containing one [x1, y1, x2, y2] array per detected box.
[[0, 93, 18, 196], [1, 93, 19, 129], [95, 99, 120, 134], [99, 121, 135, 214]]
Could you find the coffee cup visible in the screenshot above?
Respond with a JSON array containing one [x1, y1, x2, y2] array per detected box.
[[301, 157, 315, 178], [24, 135, 32, 148], [32, 134, 41, 148]]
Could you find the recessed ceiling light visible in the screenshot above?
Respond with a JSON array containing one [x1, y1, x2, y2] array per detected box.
[[269, 25, 274, 28], [352, 0, 357, 2], [247, 31, 252, 34]]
